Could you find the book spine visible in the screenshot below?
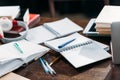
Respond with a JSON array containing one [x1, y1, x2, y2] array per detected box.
[[28, 14, 40, 28]]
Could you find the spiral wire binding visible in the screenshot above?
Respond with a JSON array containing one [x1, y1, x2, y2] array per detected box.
[[59, 40, 93, 52]]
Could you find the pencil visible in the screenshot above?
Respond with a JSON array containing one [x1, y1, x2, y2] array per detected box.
[[49, 56, 61, 66]]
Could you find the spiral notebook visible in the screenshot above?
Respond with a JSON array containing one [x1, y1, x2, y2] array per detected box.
[[20, 17, 83, 44], [44, 33, 111, 68]]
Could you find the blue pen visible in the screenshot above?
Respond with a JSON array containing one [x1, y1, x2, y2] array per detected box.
[[39, 58, 49, 74], [14, 43, 23, 54], [43, 59, 56, 75], [58, 38, 76, 48]]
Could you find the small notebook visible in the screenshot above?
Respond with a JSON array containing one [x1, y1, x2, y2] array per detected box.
[[0, 40, 49, 77], [44, 33, 111, 68], [20, 18, 83, 44]]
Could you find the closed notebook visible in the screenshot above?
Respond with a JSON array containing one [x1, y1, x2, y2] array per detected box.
[[0, 40, 49, 77], [44, 33, 111, 68]]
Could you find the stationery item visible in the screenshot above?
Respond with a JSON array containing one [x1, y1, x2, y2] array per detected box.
[[39, 58, 49, 74], [58, 38, 76, 48], [43, 59, 56, 75], [0, 72, 30, 80], [0, 40, 50, 77], [39, 57, 56, 75], [20, 17, 83, 44], [28, 13, 40, 28], [95, 5, 120, 35], [20, 25, 56, 44], [0, 6, 20, 19], [44, 33, 111, 68], [43, 17, 83, 37], [49, 56, 61, 66], [13, 43, 23, 54]]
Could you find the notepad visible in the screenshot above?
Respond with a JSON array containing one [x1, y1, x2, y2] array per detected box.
[[44, 33, 111, 68], [0, 40, 49, 77], [43, 17, 83, 37], [20, 17, 83, 44]]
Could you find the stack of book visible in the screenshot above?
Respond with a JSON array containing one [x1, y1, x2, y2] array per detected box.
[[95, 5, 120, 35], [0, 6, 20, 20]]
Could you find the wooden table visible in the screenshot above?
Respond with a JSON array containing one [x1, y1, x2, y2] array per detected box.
[[13, 17, 118, 80]]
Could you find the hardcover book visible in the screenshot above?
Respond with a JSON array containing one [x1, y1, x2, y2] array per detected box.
[[95, 5, 120, 35]]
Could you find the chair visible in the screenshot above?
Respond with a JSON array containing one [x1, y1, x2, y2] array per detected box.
[[48, 0, 110, 17]]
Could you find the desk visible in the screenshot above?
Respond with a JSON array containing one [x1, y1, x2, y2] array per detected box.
[[13, 17, 116, 80]]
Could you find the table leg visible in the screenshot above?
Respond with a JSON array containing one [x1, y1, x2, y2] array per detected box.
[[48, 0, 55, 17]]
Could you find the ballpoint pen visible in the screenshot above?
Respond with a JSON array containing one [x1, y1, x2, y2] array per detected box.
[[39, 58, 49, 74], [39, 57, 56, 75], [13, 43, 23, 54], [58, 38, 76, 48], [43, 59, 56, 75]]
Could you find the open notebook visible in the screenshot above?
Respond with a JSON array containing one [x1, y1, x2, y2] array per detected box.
[[0, 40, 49, 77], [44, 33, 111, 68], [20, 17, 83, 44]]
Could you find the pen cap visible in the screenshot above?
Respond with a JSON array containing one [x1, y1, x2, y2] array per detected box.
[[111, 22, 120, 64]]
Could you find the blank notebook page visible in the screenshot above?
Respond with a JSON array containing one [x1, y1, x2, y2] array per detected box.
[[61, 42, 111, 68], [44, 18, 83, 36]]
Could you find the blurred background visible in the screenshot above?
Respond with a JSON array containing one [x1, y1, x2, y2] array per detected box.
[[0, 0, 120, 20]]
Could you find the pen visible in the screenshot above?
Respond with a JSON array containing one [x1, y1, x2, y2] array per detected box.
[[13, 43, 23, 54], [58, 38, 76, 48], [39, 58, 49, 74], [43, 59, 56, 75]]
